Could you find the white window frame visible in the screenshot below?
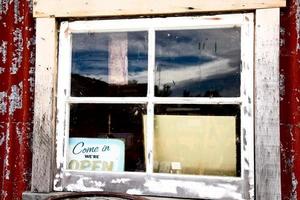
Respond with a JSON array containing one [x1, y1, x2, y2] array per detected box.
[[53, 14, 254, 199]]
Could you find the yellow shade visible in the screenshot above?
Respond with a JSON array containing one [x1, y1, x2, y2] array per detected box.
[[144, 115, 236, 176]]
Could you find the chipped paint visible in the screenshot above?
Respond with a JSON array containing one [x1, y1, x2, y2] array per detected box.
[[14, 0, 23, 24], [111, 178, 130, 184], [291, 173, 298, 200], [126, 189, 143, 195], [65, 177, 105, 191], [143, 179, 241, 199], [0, 92, 7, 115], [0, 0, 35, 198], [8, 82, 23, 115], [280, 73, 285, 100], [0, 40, 8, 64], [11, 28, 24, 74], [0, 0, 11, 15], [0, 67, 5, 74]]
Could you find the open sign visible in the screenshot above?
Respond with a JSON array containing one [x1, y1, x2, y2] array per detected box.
[[67, 138, 125, 172]]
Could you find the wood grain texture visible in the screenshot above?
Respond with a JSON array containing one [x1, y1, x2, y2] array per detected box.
[[31, 18, 57, 192], [33, 0, 286, 18], [255, 8, 281, 200], [61, 171, 243, 199]]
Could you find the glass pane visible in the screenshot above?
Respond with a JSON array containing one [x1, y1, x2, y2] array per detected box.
[[150, 104, 240, 176], [155, 28, 241, 97], [71, 32, 148, 97], [68, 104, 146, 172]]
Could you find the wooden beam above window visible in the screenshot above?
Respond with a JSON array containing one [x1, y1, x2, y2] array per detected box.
[[33, 0, 286, 18]]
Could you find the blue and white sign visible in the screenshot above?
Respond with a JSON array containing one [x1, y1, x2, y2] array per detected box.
[[67, 138, 125, 172]]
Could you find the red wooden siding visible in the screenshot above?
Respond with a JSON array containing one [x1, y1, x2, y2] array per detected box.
[[0, 0, 35, 199], [280, 0, 300, 199]]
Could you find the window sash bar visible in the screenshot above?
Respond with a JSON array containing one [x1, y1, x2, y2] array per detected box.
[[67, 97, 242, 105], [146, 28, 155, 173]]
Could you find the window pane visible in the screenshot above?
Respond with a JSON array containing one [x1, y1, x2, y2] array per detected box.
[[155, 28, 241, 97], [71, 32, 148, 97], [151, 104, 240, 176], [68, 104, 146, 172]]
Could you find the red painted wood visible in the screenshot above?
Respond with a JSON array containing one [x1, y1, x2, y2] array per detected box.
[[0, 0, 35, 199], [280, 0, 300, 199]]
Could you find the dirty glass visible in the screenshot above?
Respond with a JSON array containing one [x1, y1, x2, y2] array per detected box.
[[151, 104, 240, 176], [71, 32, 148, 97], [68, 104, 146, 172], [155, 28, 241, 97]]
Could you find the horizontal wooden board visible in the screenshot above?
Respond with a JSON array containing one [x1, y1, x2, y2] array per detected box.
[[33, 0, 286, 18]]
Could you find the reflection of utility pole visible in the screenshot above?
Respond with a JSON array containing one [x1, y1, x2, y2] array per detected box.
[[158, 64, 161, 89], [107, 33, 128, 138], [108, 113, 111, 137], [215, 41, 217, 54], [108, 33, 128, 85]]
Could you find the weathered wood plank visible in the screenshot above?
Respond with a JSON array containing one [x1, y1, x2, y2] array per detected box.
[[33, 0, 286, 18], [61, 171, 244, 199], [255, 8, 281, 200], [31, 18, 57, 192]]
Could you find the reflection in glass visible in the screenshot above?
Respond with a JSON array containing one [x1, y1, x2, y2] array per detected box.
[[151, 104, 240, 176], [69, 104, 146, 172], [155, 28, 241, 97], [71, 32, 148, 97]]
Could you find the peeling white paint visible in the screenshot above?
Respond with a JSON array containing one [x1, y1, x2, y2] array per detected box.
[[0, 0, 10, 15], [27, 36, 35, 50], [90, 180, 105, 188], [29, 51, 35, 65], [0, 124, 5, 154], [280, 73, 285, 100], [1, 191, 8, 198], [297, 1, 300, 51], [9, 82, 23, 115], [126, 188, 143, 195], [0, 92, 7, 115], [0, 133, 5, 146], [65, 177, 105, 191], [11, 28, 23, 74], [0, 67, 5, 74], [14, 0, 23, 24], [143, 179, 177, 194], [0, 40, 8, 64], [144, 179, 241, 199], [27, 0, 33, 13], [16, 123, 22, 145], [4, 125, 10, 180], [28, 77, 35, 93], [5, 170, 10, 180], [111, 178, 130, 184], [291, 173, 298, 200]]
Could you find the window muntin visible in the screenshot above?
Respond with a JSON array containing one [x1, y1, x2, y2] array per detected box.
[[56, 15, 254, 199]]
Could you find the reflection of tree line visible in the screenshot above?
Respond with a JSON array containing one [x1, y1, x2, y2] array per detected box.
[[71, 74, 147, 97], [155, 83, 221, 97], [72, 73, 224, 97]]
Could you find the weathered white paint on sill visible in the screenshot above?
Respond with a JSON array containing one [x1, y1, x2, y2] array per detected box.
[[61, 171, 243, 199]]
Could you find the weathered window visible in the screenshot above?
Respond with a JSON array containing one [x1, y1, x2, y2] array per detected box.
[[54, 15, 254, 199]]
